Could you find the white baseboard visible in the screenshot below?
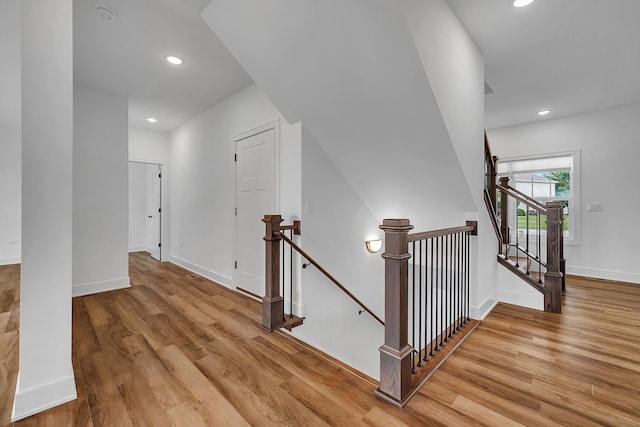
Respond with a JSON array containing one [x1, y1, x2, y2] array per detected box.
[[567, 265, 640, 285], [0, 256, 20, 266], [72, 277, 131, 297], [11, 369, 77, 422], [168, 255, 233, 288], [470, 289, 499, 320], [128, 246, 148, 253]]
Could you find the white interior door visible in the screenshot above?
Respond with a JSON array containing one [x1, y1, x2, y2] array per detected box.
[[147, 165, 161, 260], [236, 127, 276, 296]]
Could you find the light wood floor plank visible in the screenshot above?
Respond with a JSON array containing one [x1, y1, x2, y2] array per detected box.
[[2, 254, 640, 426]]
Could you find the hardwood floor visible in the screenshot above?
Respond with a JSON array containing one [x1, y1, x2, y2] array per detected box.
[[2, 253, 640, 426]]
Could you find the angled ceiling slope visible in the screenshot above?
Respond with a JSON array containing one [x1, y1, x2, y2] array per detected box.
[[203, 0, 475, 229]]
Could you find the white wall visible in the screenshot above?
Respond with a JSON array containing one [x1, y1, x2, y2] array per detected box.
[[0, 0, 21, 266], [73, 85, 130, 297], [169, 83, 301, 286], [129, 125, 170, 163], [14, 0, 77, 420], [399, 0, 498, 318], [128, 162, 148, 251], [489, 103, 640, 284], [299, 130, 384, 379]]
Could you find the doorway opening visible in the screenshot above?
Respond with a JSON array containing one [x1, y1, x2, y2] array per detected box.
[[129, 161, 163, 261]]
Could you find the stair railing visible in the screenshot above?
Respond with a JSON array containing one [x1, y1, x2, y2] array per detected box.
[[261, 214, 383, 333], [483, 132, 565, 313], [497, 177, 565, 312], [484, 130, 502, 249], [375, 218, 479, 408]]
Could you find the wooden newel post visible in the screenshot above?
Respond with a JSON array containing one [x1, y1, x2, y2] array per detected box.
[[261, 214, 284, 332], [499, 176, 510, 247], [544, 202, 563, 313], [375, 219, 414, 407]]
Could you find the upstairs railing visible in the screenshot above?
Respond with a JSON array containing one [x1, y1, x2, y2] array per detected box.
[[483, 132, 565, 313], [375, 219, 479, 408], [484, 131, 502, 247], [498, 177, 565, 312], [261, 214, 383, 333]]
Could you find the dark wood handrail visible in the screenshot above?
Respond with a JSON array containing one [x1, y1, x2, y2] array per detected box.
[[276, 232, 385, 326], [484, 189, 503, 242], [408, 224, 476, 243], [497, 183, 548, 213], [484, 130, 497, 170], [280, 220, 301, 234]]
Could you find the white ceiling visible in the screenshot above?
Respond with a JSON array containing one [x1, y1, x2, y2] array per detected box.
[[73, 0, 252, 132], [446, 0, 640, 129], [73, 0, 640, 133]]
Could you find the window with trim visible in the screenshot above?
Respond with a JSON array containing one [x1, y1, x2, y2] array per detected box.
[[497, 150, 580, 244]]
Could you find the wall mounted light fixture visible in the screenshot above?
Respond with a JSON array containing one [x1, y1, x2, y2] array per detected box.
[[366, 239, 383, 254]]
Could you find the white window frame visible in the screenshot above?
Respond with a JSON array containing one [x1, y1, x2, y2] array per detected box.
[[498, 150, 581, 245]]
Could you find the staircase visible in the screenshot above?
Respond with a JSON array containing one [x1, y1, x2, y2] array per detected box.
[[484, 131, 566, 313]]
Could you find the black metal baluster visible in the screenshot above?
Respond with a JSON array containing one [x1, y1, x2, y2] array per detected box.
[[423, 238, 429, 362], [466, 230, 470, 321], [440, 235, 445, 348], [435, 236, 441, 352], [445, 234, 450, 342], [430, 237, 435, 357], [526, 203, 530, 275], [453, 232, 458, 335], [515, 197, 520, 268], [412, 243, 417, 373], [289, 230, 293, 317], [448, 234, 453, 339], [538, 211, 542, 283], [281, 239, 286, 321], [458, 231, 463, 330], [417, 240, 423, 368]]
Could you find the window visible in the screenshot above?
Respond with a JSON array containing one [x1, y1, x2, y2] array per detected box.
[[497, 150, 580, 244]]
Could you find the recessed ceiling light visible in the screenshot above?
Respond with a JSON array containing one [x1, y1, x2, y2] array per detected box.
[[513, 0, 535, 7], [165, 55, 184, 65], [537, 110, 551, 116], [95, 5, 118, 20], [146, 117, 157, 123]]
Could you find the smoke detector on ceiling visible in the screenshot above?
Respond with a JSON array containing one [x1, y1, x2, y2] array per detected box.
[[95, 5, 118, 21]]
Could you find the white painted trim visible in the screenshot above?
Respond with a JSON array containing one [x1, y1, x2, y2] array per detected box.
[[567, 265, 640, 285], [128, 246, 148, 253], [470, 290, 499, 320], [0, 256, 20, 266], [72, 277, 131, 297], [129, 156, 168, 165], [11, 369, 77, 422], [168, 255, 233, 288]]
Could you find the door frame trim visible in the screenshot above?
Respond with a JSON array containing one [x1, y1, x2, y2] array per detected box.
[[129, 157, 169, 262], [233, 120, 281, 288]]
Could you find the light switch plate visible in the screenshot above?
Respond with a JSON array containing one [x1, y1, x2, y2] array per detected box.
[[588, 203, 604, 212]]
